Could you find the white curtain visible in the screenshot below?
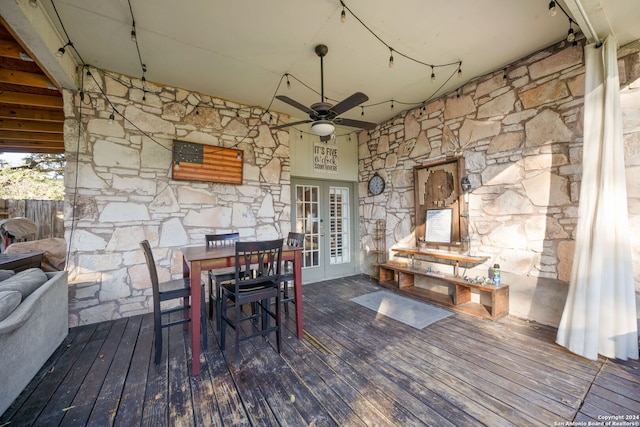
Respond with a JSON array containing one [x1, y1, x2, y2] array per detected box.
[[556, 36, 638, 361]]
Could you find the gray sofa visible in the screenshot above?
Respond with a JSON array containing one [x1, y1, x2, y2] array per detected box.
[[0, 268, 68, 416]]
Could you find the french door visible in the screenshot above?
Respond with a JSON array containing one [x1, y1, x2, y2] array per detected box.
[[292, 179, 357, 283]]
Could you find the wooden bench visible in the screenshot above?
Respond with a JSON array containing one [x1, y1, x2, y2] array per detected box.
[[377, 248, 509, 320]]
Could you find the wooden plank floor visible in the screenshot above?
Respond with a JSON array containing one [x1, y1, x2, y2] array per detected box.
[[2, 275, 639, 426]]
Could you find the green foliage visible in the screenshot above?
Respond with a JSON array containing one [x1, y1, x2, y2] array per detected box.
[[0, 165, 64, 200]]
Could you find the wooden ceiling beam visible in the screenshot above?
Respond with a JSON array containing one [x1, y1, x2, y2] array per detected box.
[[0, 39, 30, 61], [0, 118, 63, 133], [0, 69, 55, 90], [0, 130, 63, 142], [0, 106, 64, 122], [0, 91, 63, 109], [0, 140, 63, 154]]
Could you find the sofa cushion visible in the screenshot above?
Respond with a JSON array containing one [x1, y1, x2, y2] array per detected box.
[[0, 268, 49, 300], [0, 270, 15, 282], [0, 290, 21, 321]]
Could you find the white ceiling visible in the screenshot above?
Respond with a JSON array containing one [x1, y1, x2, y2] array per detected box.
[[35, 0, 640, 132]]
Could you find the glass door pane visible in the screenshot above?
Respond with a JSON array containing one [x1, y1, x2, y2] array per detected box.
[[295, 184, 319, 268], [329, 186, 350, 264]]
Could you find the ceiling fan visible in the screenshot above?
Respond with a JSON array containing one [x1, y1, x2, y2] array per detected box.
[[271, 44, 377, 141]]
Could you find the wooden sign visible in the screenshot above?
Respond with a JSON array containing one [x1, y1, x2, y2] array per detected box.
[[171, 141, 243, 184]]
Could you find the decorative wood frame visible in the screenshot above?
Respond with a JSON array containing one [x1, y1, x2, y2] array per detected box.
[[414, 157, 468, 250], [171, 140, 243, 184]]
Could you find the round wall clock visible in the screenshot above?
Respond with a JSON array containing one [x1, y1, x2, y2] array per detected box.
[[368, 173, 385, 195]]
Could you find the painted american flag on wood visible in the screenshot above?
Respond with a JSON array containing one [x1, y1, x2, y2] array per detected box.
[[171, 141, 243, 184]]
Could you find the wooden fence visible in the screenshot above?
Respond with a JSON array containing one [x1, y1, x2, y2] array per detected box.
[[0, 199, 64, 240]]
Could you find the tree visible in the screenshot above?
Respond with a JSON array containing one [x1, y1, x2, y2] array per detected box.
[[0, 154, 65, 200]]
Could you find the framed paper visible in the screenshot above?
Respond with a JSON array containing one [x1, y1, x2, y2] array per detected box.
[[171, 140, 243, 184], [425, 208, 452, 243]]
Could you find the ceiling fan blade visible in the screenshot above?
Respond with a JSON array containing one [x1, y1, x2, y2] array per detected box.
[[331, 92, 369, 116], [275, 95, 315, 115], [270, 119, 312, 130], [337, 117, 378, 130]]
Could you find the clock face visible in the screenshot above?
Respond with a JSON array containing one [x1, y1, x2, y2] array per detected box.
[[368, 174, 385, 195]]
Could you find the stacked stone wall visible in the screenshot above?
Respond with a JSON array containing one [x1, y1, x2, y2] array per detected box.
[[63, 67, 290, 326], [359, 40, 640, 296]]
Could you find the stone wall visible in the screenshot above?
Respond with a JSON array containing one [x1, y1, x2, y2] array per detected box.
[[63, 67, 290, 326], [359, 39, 640, 325]]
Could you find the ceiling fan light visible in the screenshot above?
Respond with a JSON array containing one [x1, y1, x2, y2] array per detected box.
[[311, 120, 335, 137]]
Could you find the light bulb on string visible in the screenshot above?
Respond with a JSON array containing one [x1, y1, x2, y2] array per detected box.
[[567, 27, 575, 43], [431, 66, 436, 82], [108, 110, 115, 124], [341, 6, 346, 23], [548, 1, 557, 17], [130, 28, 137, 42], [458, 63, 462, 78], [391, 100, 394, 110], [361, 106, 365, 117], [286, 74, 291, 89], [388, 48, 394, 68], [55, 41, 72, 58]]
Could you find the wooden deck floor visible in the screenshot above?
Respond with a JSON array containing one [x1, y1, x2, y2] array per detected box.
[[2, 275, 639, 426]]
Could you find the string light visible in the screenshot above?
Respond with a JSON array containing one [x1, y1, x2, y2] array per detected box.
[[286, 74, 291, 89], [108, 110, 115, 124], [55, 41, 73, 58], [457, 62, 462, 78], [567, 20, 575, 42], [340, 3, 346, 23], [130, 26, 137, 42], [503, 68, 507, 79], [390, 100, 394, 110], [547, 0, 580, 46], [431, 66, 435, 82], [361, 106, 365, 117], [340, 0, 462, 86]]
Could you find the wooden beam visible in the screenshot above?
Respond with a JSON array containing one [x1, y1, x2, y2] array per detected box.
[[0, 130, 63, 142], [0, 106, 64, 122], [0, 39, 29, 61], [0, 118, 63, 133], [0, 69, 55, 90], [0, 91, 63, 109], [0, 140, 63, 154]]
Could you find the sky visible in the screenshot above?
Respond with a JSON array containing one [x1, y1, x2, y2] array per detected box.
[[0, 152, 28, 166]]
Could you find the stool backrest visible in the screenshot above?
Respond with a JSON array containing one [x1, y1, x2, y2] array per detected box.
[[205, 232, 240, 248], [286, 232, 305, 248]]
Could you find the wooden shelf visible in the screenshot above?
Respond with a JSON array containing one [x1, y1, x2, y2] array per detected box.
[[391, 247, 488, 277], [378, 263, 509, 321]]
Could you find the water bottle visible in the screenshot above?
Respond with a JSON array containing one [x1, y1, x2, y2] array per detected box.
[[492, 264, 501, 286]]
